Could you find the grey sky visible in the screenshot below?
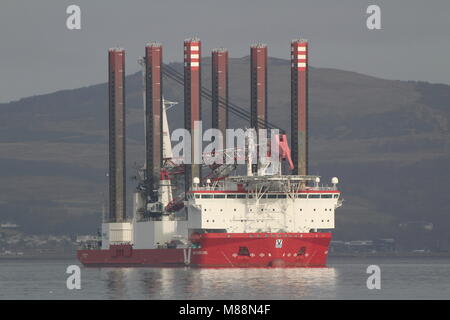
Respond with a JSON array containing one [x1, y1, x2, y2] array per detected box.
[[1, 0, 450, 103]]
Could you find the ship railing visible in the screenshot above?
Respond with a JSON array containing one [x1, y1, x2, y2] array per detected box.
[[191, 185, 338, 193], [192, 183, 228, 191], [77, 237, 101, 250], [76, 235, 100, 242], [102, 218, 134, 223], [309, 186, 338, 191], [136, 216, 186, 222]]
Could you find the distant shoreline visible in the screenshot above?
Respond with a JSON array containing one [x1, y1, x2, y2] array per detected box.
[[0, 254, 75, 260], [1, 252, 450, 261], [329, 252, 450, 258]]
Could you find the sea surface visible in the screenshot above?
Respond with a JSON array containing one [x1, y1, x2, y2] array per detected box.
[[0, 256, 449, 299]]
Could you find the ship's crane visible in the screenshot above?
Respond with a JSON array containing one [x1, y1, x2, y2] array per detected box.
[[162, 64, 294, 177], [138, 59, 295, 215]]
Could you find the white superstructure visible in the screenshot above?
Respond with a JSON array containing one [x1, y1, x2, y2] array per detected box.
[[187, 175, 341, 233]]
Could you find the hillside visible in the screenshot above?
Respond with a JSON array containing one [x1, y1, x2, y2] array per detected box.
[[1, 56, 450, 248]]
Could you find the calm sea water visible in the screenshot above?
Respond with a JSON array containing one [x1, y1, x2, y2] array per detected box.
[[0, 257, 449, 299]]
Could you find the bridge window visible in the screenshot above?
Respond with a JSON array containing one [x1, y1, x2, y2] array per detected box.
[[227, 194, 236, 199], [236, 194, 246, 199], [201, 194, 212, 199], [321, 194, 332, 199], [297, 194, 307, 199], [195, 194, 200, 198], [334, 194, 339, 198], [267, 194, 277, 199], [308, 194, 320, 199], [277, 194, 287, 199], [214, 194, 225, 199]]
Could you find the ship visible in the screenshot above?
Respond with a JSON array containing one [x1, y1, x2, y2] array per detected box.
[[77, 39, 343, 268]]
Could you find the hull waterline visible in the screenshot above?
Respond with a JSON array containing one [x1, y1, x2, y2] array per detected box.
[[77, 232, 331, 268]]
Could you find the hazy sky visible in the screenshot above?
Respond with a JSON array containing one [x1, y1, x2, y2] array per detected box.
[[1, 0, 450, 103]]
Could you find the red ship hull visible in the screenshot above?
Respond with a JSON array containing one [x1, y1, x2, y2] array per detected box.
[[77, 232, 331, 268]]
